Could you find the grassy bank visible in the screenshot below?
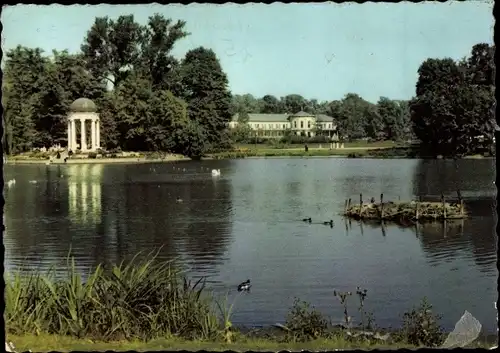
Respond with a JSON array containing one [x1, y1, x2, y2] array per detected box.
[[5, 251, 496, 351], [7, 333, 417, 352]]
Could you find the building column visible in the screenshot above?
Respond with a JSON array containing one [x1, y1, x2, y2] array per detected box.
[[67, 119, 72, 150], [71, 119, 77, 151], [90, 119, 96, 151], [80, 119, 86, 151]]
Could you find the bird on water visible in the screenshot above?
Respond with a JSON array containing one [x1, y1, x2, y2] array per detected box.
[[302, 217, 312, 223], [237, 279, 251, 292]]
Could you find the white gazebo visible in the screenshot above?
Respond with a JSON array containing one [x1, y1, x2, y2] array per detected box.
[[67, 98, 101, 152]]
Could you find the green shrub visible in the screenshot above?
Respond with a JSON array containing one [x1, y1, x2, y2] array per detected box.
[[397, 297, 444, 347], [88, 152, 97, 159], [284, 298, 328, 341]]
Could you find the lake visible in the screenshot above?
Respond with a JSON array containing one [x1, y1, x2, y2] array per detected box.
[[3, 158, 497, 333]]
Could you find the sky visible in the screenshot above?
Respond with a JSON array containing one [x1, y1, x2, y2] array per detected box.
[[1, 2, 494, 103]]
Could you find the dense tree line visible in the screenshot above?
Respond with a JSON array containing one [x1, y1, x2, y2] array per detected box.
[[1, 13, 494, 160], [2, 14, 232, 158]]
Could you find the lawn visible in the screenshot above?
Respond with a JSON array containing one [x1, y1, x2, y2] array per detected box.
[[7, 333, 416, 352]]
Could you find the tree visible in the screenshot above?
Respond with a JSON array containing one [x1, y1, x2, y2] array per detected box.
[[281, 94, 307, 114], [377, 97, 411, 141], [179, 47, 233, 153], [81, 15, 143, 89], [260, 94, 281, 113], [146, 90, 189, 151], [138, 14, 190, 93], [410, 43, 495, 157], [332, 94, 376, 140], [2, 46, 48, 153]]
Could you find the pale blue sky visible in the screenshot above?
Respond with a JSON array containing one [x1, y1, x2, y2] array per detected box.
[[1, 2, 494, 103]]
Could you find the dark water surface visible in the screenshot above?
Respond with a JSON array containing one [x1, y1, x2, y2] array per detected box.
[[3, 158, 497, 332]]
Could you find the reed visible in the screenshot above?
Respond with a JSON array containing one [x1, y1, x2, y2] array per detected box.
[[4, 251, 219, 341]]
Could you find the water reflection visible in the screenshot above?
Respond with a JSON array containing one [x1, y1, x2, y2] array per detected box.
[[67, 164, 103, 225]]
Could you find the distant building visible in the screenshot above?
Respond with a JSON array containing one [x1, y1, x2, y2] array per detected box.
[[229, 111, 339, 140]]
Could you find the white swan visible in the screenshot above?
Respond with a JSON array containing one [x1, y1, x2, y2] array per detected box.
[[7, 179, 16, 188], [211, 169, 221, 177]]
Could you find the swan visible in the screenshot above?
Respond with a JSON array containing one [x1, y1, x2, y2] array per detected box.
[[7, 179, 16, 188], [211, 169, 221, 176]]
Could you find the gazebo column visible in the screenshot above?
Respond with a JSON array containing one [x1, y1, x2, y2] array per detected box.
[[91, 119, 96, 151], [96, 119, 100, 149], [67, 120, 72, 150], [71, 119, 77, 151], [80, 119, 87, 151]]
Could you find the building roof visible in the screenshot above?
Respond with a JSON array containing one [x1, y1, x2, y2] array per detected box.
[[232, 113, 290, 122], [70, 98, 97, 113], [315, 114, 335, 122], [290, 111, 314, 118]]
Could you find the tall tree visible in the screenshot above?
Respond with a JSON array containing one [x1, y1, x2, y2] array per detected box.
[[2, 46, 48, 153], [179, 47, 233, 155], [81, 15, 142, 89], [138, 14, 190, 93], [410, 44, 495, 157]]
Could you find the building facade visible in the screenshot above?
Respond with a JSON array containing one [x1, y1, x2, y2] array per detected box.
[[229, 111, 339, 140]]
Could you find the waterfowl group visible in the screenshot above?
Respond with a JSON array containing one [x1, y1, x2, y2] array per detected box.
[[302, 217, 312, 223], [211, 169, 221, 177], [237, 279, 251, 292]]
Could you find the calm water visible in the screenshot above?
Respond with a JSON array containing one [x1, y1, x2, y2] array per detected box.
[[3, 158, 498, 333]]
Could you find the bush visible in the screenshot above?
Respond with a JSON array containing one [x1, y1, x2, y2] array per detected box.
[[398, 297, 444, 347], [88, 152, 97, 159], [284, 298, 328, 341]]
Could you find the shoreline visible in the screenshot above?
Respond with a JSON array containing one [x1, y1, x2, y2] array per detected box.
[[4, 149, 494, 165]]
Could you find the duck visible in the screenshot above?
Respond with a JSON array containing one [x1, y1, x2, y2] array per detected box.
[[211, 169, 221, 177], [176, 196, 183, 203], [29, 180, 38, 184], [302, 217, 312, 223], [323, 220, 334, 227], [6, 179, 16, 188], [370, 197, 375, 203], [237, 279, 251, 292]]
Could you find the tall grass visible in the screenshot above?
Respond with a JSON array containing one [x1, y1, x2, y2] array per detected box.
[[4, 251, 219, 341]]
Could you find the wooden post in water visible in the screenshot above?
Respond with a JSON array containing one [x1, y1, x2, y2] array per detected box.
[[348, 198, 352, 212], [344, 199, 348, 214], [359, 193, 363, 217], [441, 194, 447, 220], [380, 193, 384, 219], [415, 198, 420, 221]]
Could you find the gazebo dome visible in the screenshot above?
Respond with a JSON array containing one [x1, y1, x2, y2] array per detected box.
[[70, 98, 97, 113]]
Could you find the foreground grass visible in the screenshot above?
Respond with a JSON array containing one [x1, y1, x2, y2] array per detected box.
[[7, 333, 416, 352]]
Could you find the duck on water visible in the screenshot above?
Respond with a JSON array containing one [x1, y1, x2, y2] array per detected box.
[[302, 217, 312, 223], [323, 220, 334, 227], [237, 279, 251, 292]]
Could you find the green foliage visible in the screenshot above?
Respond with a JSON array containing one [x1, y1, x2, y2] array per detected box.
[[229, 123, 253, 143], [285, 298, 329, 341], [4, 252, 219, 341], [398, 297, 444, 347], [411, 43, 495, 157]]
